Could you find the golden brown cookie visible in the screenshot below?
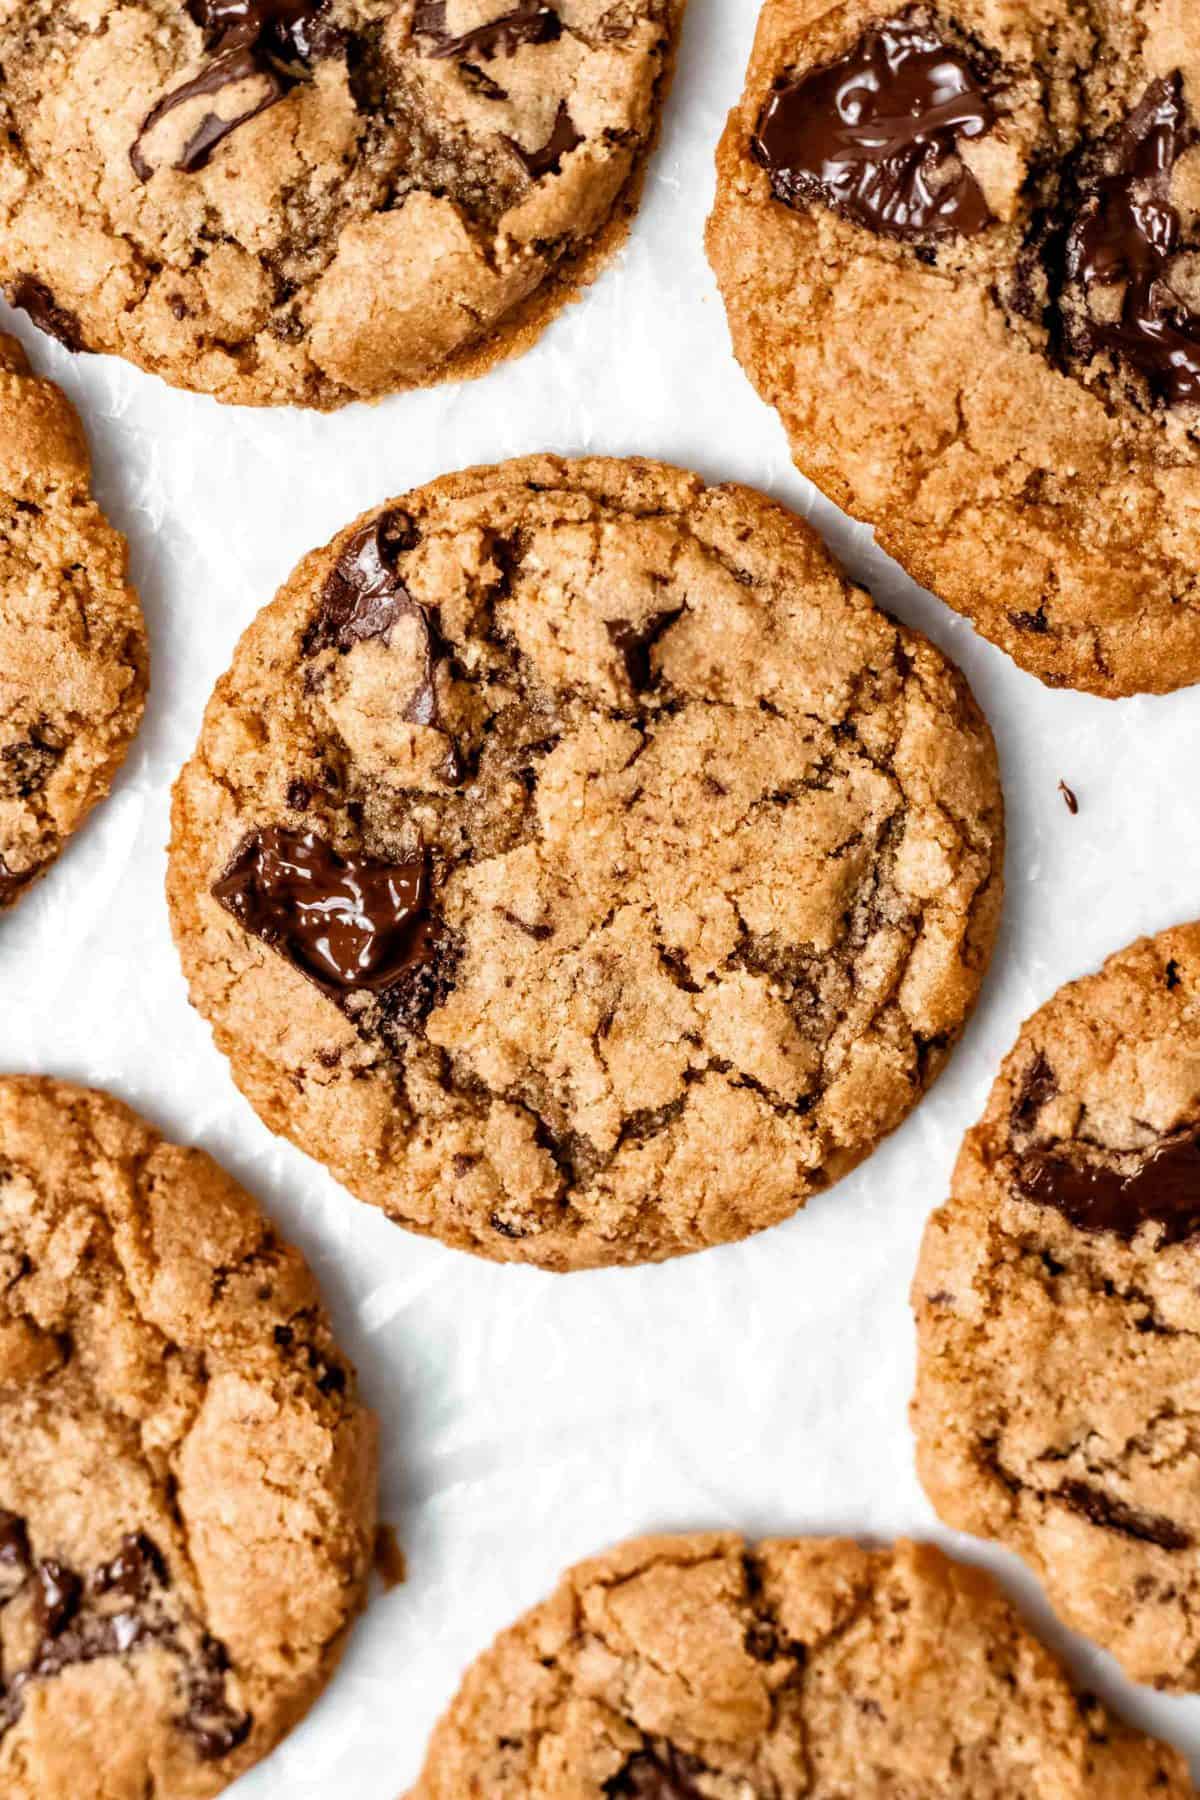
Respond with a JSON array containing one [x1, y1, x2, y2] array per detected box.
[[0, 1, 685, 408], [914, 921, 1200, 1691], [407, 1532, 1190, 1796], [0, 334, 146, 911], [167, 455, 1003, 1271], [707, 0, 1200, 697], [0, 1078, 378, 1797]]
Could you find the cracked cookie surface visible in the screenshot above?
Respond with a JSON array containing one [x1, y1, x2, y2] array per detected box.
[[0, 1078, 377, 1798], [0, 333, 146, 912], [913, 922, 1200, 1691], [167, 455, 1003, 1272], [0, 0, 683, 408], [707, 0, 1200, 697], [406, 1532, 1189, 1796]]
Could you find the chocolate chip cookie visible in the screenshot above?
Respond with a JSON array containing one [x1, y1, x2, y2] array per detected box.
[[0, 334, 147, 912], [406, 1532, 1189, 1796], [0, 1, 684, 408], [167, 455, 1003, 1271], [913, 921, 1200, 1691], [708, 1, 1200, 697], [0, 1077, 377, 1797]]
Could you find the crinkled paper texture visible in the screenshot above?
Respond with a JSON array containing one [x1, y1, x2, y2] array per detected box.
[[2, 1, 1199, 1790]]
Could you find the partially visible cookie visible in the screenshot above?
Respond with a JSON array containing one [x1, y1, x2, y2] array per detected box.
[[167, 455, 1003, 1271], [707, 0, 1200, 697], [914, 922, 1200, 1691], [0, 334, 147, 910], [407, 1532, 1190, 1796], [0, 1078, 378, 1798], [0, 1, 685, 408]]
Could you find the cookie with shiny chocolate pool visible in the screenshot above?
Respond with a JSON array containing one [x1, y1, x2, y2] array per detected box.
[[0, 1078, 377, 1798], [0, 0, 684, 408], [708, 1, 1200, 697], [406, 1532, 1189, 1796], [912, 921, 1200, 1691], [0, 334, 146, 911], [167, 455, 1003, 1271]]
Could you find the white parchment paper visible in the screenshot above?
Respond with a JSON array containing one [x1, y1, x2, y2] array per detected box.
[[3, 1, 1200, 1790]]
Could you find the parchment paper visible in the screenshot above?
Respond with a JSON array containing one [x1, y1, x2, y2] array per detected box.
[[3, 1, 1200, 1790]]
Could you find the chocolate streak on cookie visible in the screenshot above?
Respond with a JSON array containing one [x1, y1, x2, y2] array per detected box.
[[506, 100, 582, 179], [0, 1524, 251, 1757], [306, 512, 464, 782], [607, 1746, 710, 1798], [414, 0, 561, 60], [212, 825, 435, 999], [1015, 1126, 1200, 1246], [130, 0, 341, 180], [752, 19, 995, 239], [1066, 74, 1200, 408], [1056, 1479, 1192, 1552], [6, 277, 85, 352]]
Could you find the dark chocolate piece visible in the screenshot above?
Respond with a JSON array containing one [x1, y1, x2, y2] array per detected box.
[[33, 1561, 82, 1638], [181, 1634, 254, 1759], [607, 1747, 709, 1799], [1056, 1478, 1192, 1552], [506, 100, 582, 179], [1057, 779, 1079, 814], [212, 825, 435, 998], [753, 19, 995, 239], [1009, 1050, 1056, 1133], [414, 0, 560, 60], [1066, 74, 1200, 406], [131, 0, 340, 181], [1015, 1125, 1200, 1246], [6, 277, 85, 352], [606, 608, 684, 692], [92, 1534, 169, 1604]]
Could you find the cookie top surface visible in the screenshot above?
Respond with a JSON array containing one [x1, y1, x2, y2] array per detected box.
[[0, 334, 147, 910], [407, 1531, 1189, 1796], [708, 0, 1200, 697], [0, 1077, 377, 1798], [166, 455, 1003, 1272], [913, 921, 1200, 1691], [0, 0, 683, 408]]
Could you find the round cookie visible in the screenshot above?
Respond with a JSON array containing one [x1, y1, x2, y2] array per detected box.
[[0, 1077, 377, 1798], [707, 0, 1200, 697], [913, 922, 1200, 1691], [0, 334, 147, 911], [407, 1531, 1189, 1796], [0, 0, 684, 409], [167, 455, 1004, 1271]]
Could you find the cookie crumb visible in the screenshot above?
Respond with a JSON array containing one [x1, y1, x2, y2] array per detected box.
[[374, 1524, 406, 1591], [1057, 780, 1078, 814]]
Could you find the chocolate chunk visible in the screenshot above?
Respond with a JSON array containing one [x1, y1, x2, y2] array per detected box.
[[606, 607, 684, 692], [92, 1534, 169, 1604], [1015, 1125, 1200, 1247], [506, 100, 582, 179], [1056, 1479, 1192, 1552], [1057, 779, 1079, 814], [415, 0, 561, 60], [0, 1512, 30, 1605], [607, 1747, 709, 1799], [6, 277, 85, 352], [131, 0, 340, 181], [33, 1561, 82, 1638], [306, 513, 463, 781], [181, 1634, 253, 1760], [1010, 1050, 1056, 1132], [752, 20, 995, 239], [1066, 74, 1200, 406], [212, 825, 435, 999]]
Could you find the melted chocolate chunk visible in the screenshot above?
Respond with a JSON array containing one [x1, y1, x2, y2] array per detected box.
[[606, 1747, 709, 1799], [0, 1513, 30, 1604], [606, 608, 684, 692], [131, 0, 340, 181], [414, 0, 560, 60], [6, 277, 85, 352], [212, 825, 435, 999], [1066, 74, 1200, 407], [753, 19, 995, 239], [92, 1534, 169, 1604], [506, 100, 582, 179], [1056, 1479, 1192, 1552], [1015, 1125, 1200, 1246], [33, 1561, 82, 1638], [182, 1634, 254, 1759], [1010, 1050, 1057, 1132]]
